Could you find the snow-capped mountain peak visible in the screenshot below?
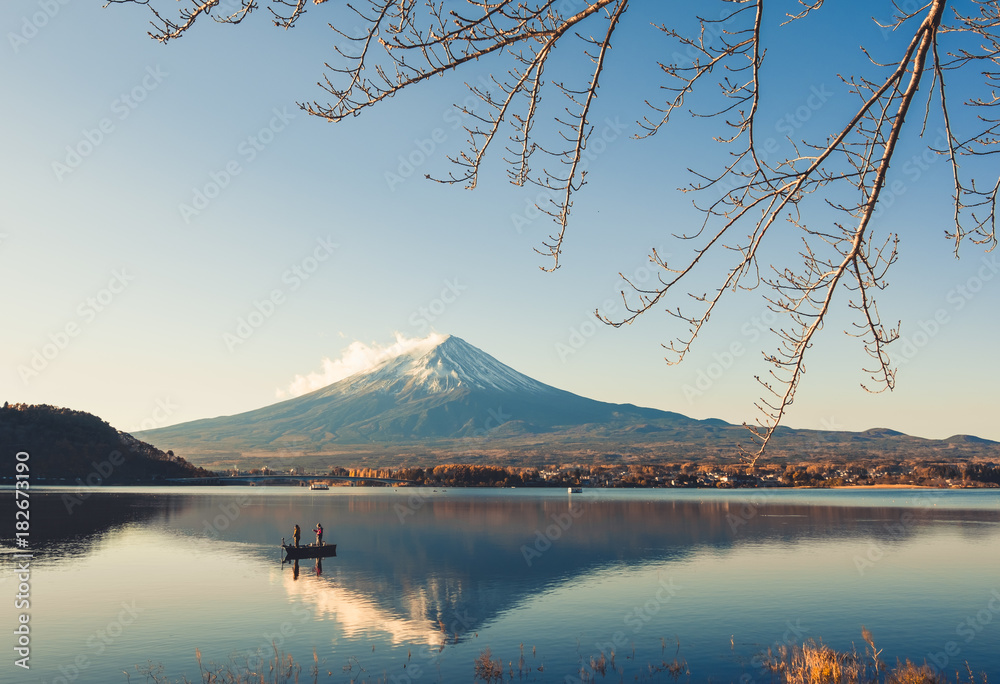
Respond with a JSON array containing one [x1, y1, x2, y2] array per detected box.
[[135, 331, 708, 450], [341, 334, 549, 396]]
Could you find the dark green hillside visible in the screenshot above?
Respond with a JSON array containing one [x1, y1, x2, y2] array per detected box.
[[0, 403, 212, 483]]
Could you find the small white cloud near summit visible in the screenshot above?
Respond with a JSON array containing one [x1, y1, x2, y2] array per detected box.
[[276, 332, 447, 399]]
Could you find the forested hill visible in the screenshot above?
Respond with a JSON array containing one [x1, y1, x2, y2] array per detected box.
[[0, 403, 213, 483]]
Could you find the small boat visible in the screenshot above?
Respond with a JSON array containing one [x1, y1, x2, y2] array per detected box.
[[282, 543, 337, 561], [568, 487, 583, 493], [309, 482, 329, 491]]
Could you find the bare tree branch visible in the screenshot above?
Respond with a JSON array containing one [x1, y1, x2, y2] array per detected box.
[[109, 0, 1000, 463]]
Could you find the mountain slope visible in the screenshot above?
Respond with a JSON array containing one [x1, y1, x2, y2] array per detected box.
[[134, 335, 1000, 467], [138, 335, 697, 451]]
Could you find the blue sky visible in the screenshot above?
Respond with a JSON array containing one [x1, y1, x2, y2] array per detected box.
[[2, 1, 998, 442]]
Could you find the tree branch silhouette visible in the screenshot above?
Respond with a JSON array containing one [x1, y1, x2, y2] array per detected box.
[[108, 0, 999, 463]]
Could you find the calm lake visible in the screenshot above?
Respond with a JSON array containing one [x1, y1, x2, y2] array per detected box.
[[2, 486, 999, 682]]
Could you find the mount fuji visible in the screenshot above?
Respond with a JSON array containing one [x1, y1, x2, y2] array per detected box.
[[136, 334, 714, 460], [135, 334, 997, 467]]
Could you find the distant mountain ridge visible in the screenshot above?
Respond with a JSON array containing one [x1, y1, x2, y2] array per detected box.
[[133, 335, 999, 467]]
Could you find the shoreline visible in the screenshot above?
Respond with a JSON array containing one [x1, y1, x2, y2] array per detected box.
[[4, 482, 995, 491], [827, 483, 937, 489]]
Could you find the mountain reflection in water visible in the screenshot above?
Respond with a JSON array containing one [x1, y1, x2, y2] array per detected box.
[[6, 487, 999, 682]]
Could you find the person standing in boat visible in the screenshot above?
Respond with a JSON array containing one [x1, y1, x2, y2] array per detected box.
[[292, 524, 301, 547], [313, 522, 323, 546]]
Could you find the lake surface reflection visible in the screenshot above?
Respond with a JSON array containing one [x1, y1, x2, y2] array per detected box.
[[3, 487, 999, 682]]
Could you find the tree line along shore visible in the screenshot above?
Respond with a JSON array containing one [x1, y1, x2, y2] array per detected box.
[[230, 462, 1000, 489]]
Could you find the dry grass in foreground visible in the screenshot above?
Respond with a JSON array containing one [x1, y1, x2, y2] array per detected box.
[[125, 646, 319, 684], [760, 628, 988, 684], [123, 628, 990, 683]]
